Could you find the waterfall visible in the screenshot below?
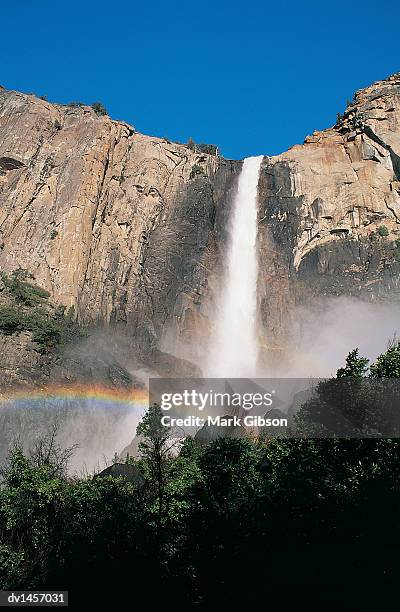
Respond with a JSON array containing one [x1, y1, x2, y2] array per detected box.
[[207, 155, 263, 377]]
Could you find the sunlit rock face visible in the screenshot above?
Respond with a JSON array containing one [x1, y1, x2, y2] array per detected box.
[[1, 74, 400, 381], [0, 87, 240, 368], [257, 73, 400, 359]]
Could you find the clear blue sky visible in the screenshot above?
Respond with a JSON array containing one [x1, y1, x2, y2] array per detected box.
[[1, 0, 399, 159]]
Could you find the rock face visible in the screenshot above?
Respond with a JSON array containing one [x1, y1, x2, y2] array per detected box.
[[1, 74, 400, 381], [0, 89, 240, 368], [257, 73, 400, 354]]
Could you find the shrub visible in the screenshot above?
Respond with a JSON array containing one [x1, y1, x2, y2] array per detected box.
[[378, 225, 389, 237], [0, 306, 23, 335], [0, 305, 82, 352], [1, 269, 50, 306], [0, 271, 83, 351], [28, 315, 62, 350], [50, 230, 58, 239], [370, 341, 400, 377], [186, 139, 218, 155], [197, 143, 218, 155], [91, 102, 107, 116]]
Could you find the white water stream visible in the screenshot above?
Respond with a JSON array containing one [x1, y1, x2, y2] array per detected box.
[[207, 156, 263, 377]]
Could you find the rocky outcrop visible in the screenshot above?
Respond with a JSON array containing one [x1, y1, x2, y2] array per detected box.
[[257, 73, 400, 354], [0, 89, 240, 367], [1, 74, 400, 379]]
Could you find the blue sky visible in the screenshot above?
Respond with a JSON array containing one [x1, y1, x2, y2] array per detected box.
[[1, 0, 399, 159]]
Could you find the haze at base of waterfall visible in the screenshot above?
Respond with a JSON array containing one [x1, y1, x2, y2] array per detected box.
[[207, 156, 263, 377]]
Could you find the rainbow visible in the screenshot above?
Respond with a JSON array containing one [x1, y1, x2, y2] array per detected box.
[[0, 384, 149, 409]]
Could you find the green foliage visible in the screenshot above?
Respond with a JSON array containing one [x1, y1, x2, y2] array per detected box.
[[197, 143, 218, 155], [0, 306, 65, 351], [0, 306, 23, 334], [0, 270, 83, 351], [67, 101, 84, 108], [186, 138, 218, 155], [1, 417, 400, 607], [28, 313, 62, 350], [1, 268, 50, 306], [137, 404, 173, 461], [370, 341, 400, 377], [91, 102, 107, 116], [0, 446, 67, 588], [336, 348, 369, 378], [2, 344, 400, 605], [297, 342, 400, 437], [137, 404, 178, 529], [194, 437, 263, 514], [0, 441, 145, 592], [335, 342, 400, 379], [50, 229, 58, 239], [377, 224, 389, 237]]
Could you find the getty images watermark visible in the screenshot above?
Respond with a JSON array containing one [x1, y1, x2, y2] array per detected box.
[[149, 378, 293, 434], [150, 377, 400, 438], [158, 387, 287, 428]]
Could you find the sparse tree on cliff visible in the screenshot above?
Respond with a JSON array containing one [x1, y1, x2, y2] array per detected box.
[[91, 102, 107, 116]]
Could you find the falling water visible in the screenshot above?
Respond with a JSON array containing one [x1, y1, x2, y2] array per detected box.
[[207, 156, 263, 377]]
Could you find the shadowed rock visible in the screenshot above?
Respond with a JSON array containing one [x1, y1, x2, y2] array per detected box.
[[95, 462, 145, 487]]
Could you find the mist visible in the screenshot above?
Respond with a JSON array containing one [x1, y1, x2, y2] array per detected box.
[[1, 296, 398, 475], [0, 397, 144, 476], [280, 296, 400, 377]]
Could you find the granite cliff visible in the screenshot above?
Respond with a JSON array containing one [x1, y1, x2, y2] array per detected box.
[[0, 73, 400, 387], [257, 73, 400, 358], [0, 89, 239, 387]]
